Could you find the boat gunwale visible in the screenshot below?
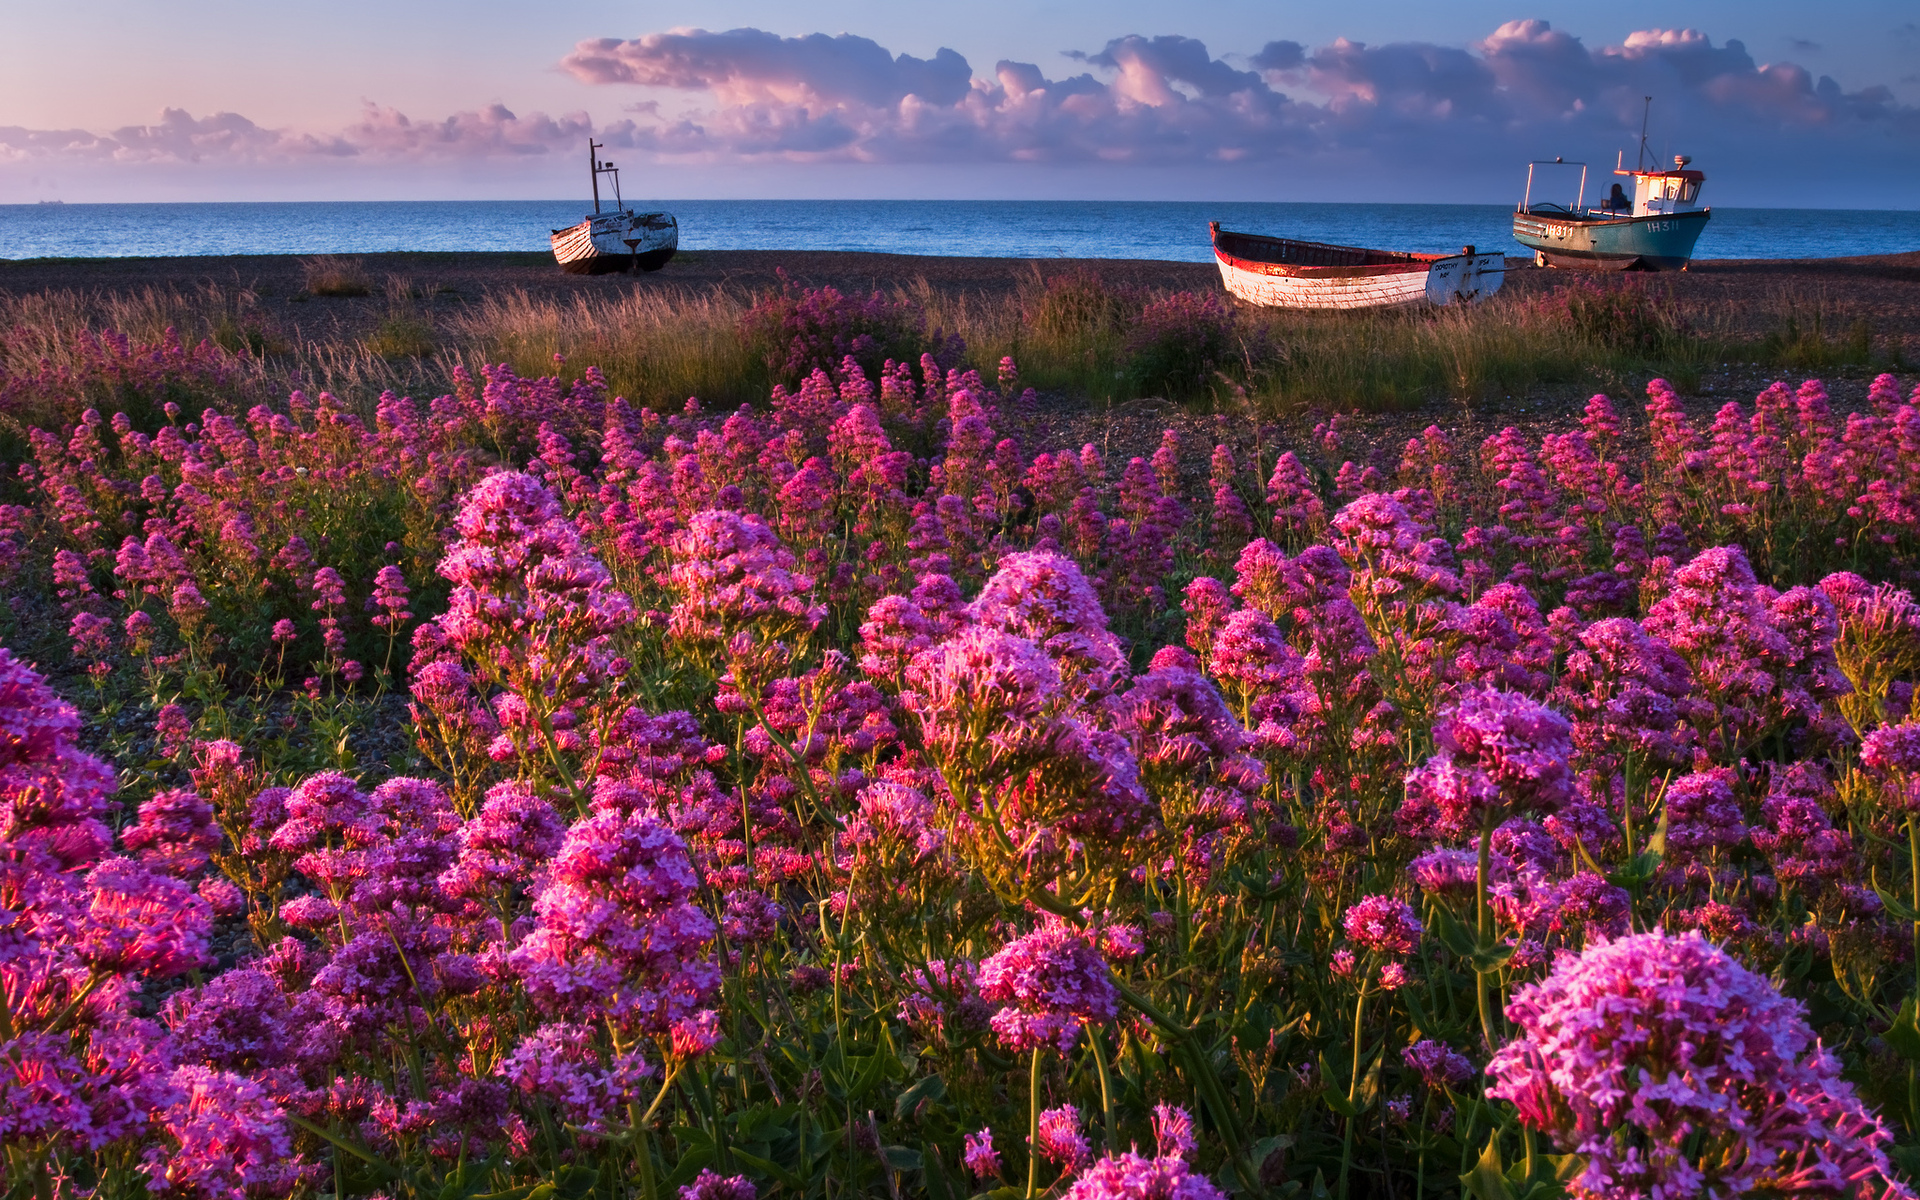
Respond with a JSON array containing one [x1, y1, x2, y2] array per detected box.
[[1515, 207, 1711, 229], [1210, 227, 1442, 280]]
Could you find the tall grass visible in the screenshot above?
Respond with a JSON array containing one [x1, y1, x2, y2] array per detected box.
[[442, 287, 767, 409], [2, 269, 1902, 438]]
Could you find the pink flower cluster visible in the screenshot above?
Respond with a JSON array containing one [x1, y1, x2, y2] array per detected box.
[[1489, 930, 1913, 1200]]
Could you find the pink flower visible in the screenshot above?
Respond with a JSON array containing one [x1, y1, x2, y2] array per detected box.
[[509, 808, 718, 1032], [143, 1066, 295, 1199], [1402, 688, 1572, 839], [1058, 1151, 1226, 1200], [497, 1022, 653, 1133], [122, 788, 221, 876], [978, 924, 1119, 1054], [1403, 1039, 1473, 1089], [680, 1171, 757, 1200], [1150, 1104, 1195, 1160], [77, 857, 213, 978], [1033, 1104, 1091, 1170], [1342, 895, 1422, 957], [1488, 929, 1914, 1200], [965, 1127, 1002, 1178], [669, 1010, 723, 1060]]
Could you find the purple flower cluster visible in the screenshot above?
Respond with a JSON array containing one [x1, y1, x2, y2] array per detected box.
[[1489, 930, 1912, 1200], [977, 924, 1119, 1054]]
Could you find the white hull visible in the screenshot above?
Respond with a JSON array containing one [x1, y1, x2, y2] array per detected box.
[[551, 210, 679, 275], [1422, 253, 1507, 305], [1215, 257, 1431, 310], [1209, 224, 1503, 311]]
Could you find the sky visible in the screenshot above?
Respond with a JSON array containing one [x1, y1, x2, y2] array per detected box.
[[2, 0, 1916, 207]]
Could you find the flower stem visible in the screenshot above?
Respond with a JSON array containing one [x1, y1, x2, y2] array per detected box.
[[1090, 1032, 1118, 1153], [1337, 985, 1368, 1200], [1474, 814, 1498, 1054], [1026, 1047, 1043, 1200]]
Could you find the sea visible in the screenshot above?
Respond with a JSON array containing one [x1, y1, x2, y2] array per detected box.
[[2, 200, 1917, 263]]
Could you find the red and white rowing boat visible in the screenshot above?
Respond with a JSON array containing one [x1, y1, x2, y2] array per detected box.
[[1209, 223, 1504, 310]]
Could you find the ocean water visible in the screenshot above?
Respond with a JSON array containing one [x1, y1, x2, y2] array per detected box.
[[2, 199, 1917, 263]]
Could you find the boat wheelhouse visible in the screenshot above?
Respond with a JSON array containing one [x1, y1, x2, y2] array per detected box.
[[550, 140, 679, 275], [1209, 224, 1505, 311]]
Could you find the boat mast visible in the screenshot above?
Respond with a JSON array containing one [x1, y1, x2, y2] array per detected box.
[[590, 139, 602, 214], [1636, 97, 1651, 171]]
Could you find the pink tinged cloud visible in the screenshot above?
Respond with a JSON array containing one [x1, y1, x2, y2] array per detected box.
[[559, 21, 1916, 168], [2, 20, 1913, 175], [0, 104, 603, 165]]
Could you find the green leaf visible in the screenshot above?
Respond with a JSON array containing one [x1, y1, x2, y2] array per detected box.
[[1431, 905, 1479, 959], [1307, 1168, 1333, 1200], [1459, 1134, 1514, 1200], [1469, 940, 1517, 972], [925, 1143, 958, 1200], [1401, 987, 1434, 1036], [1888, 997, 1920, 1061], [882, 1146, 924, 1171], [663, 1146, 717, 1189], [1317, 1051, 1366, 1117], [842, 1051, 893, 1104], [1642, 802, 1670, 860], [436, 1162, 498, 1200], [1355, 1051, 1384, 1109], [669, 1125, 716, 1153], [731, 1148, 804, 1191], [1877, 886, 1920, 923], [894, 1073, 947, 1122]]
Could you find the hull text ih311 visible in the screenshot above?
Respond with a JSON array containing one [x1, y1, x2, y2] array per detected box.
[[550, 140, 679, 276], [1512, 98, 1711, 271]]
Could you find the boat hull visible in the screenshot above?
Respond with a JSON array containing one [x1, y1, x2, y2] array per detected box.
[[1211, 226, 1503, 310], [1512, 208, 1709, 271], [551, 211, 679, 275]]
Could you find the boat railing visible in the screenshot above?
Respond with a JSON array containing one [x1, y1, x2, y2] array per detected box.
[[1521, 160, 1588, 215]]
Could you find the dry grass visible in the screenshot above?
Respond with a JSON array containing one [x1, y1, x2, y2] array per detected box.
[[440, 287, 767, 409], [301, 256, 373, 298], [3, 268, 1900, 440]]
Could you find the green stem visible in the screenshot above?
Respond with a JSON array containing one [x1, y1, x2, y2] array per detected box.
[[1026, 1047, 1043, 1200], [1111, 975, 1263, 1197], [1336, 986, 1368, 1200], [1090, 1032, 1118, 1154], [1908, 816, 1920, 996], [1474, 814, 1498, 1054]]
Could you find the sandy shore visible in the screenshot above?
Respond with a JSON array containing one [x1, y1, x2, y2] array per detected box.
[[3, 248, 1917, 350]]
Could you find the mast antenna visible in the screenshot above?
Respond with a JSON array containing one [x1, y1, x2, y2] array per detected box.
[[1636, 97, 1652, 172], [589, 139, 602, 214]]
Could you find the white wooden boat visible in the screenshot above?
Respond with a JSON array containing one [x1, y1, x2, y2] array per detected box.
[[1209, 223, 1504, 310], [551, 140, 678, 275]]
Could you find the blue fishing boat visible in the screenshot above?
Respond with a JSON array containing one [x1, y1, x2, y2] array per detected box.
[[1512, 103, 1710, 272], [1512, 153, 1709, 271]]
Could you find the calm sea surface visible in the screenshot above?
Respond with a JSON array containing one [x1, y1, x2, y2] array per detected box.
[[2, 200, 1916, 263]]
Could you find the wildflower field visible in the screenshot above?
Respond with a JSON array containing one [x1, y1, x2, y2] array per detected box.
[[5, 280, 1920, 1200]]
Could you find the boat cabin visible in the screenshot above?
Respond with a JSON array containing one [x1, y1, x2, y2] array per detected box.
[[1618, 156, 1705, 217]]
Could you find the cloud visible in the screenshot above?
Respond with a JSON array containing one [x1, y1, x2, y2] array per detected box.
[[554, 19, 1917, 173], [4, 19, 1915, 201], [561, 28, 971, 108], [0, 103, 592, 166]]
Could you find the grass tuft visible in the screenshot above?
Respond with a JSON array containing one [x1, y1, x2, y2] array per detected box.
[[302, 256, 373, 297]]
